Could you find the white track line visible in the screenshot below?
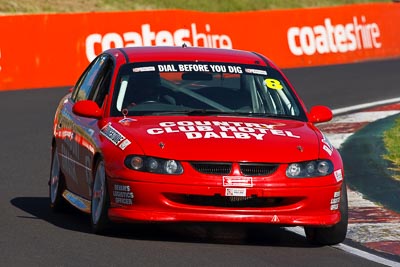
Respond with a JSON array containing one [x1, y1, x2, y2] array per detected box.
[[287, 227, 400, 266], [333, 244, 400, 267], [332, 97, 400, 115]]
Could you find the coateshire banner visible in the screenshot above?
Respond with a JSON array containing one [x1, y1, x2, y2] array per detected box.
[[0, 3, 399, 90]]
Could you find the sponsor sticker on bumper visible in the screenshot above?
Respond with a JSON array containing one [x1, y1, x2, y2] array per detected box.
[[225, 188, 247, 196], [223, 176, 253, 187]]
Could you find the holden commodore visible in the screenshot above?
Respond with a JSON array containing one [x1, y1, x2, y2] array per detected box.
[[49, 46, 347, 245]]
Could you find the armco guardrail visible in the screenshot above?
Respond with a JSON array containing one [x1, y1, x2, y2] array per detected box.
[[0, 3, 399, 90]]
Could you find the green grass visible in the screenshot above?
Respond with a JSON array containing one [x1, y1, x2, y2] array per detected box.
[[383, 117, 400, 181], [0, 0, 392, 13], [99, 0, 393, 12]]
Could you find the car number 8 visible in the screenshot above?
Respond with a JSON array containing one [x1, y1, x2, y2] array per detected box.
[[264, 78, 283, 90]]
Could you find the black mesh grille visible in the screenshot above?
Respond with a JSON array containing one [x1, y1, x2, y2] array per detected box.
[[190, 162, 232, 175], [164, 193, 300, 208], [239, 163, 279, 176]]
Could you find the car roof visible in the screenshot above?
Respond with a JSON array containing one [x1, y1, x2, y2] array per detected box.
[[105, 46, 272, 67]]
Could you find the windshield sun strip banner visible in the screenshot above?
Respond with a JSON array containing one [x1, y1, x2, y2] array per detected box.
[[129, 62, 269, 76]]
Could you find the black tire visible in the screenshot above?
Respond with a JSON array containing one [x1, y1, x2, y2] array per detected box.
[[91, 158, 111, 234], [49, 146, 67, 212], [304, 181, 348, 246]]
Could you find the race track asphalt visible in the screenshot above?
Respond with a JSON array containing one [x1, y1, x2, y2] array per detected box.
[[1, 58, 400, 266]]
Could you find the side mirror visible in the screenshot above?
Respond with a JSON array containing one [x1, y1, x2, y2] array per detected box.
[[72, 100, 102, 119], [309, 105, 332, 123]]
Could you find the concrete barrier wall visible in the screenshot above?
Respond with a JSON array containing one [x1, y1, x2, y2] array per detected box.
[[0, 3, 399, 90]]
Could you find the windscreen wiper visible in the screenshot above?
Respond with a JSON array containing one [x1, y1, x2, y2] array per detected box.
[[249, 113, 300, 120], [149, 110, 300, 119], [150, 109, 238, 116]]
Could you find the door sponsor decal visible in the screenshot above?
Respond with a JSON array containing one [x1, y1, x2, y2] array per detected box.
[[100, 123, 131, 150]]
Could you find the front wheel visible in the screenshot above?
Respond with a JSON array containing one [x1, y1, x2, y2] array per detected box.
[[91, 158, 111, 234], [49, 146, 67, 212], [304, 181, 348, 245]]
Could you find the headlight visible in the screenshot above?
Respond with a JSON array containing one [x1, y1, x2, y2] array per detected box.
[[286, 160, 333, 178], [164, 160, 180, 174], [125, 155, 183, 174], [130, 156, 144, 170]]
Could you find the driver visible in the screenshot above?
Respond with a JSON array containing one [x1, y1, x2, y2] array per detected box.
[[129, 72, 163, 104], [124, 71, 176, 107]]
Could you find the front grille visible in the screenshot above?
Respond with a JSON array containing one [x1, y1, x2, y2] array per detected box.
[[190, 162, 232, 175], [239, 163, 279, 176], [164, 193, 301, 208]]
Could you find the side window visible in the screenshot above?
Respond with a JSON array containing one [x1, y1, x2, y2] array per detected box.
[[72, 54, 109, 102], [89, 58, 114, 108]]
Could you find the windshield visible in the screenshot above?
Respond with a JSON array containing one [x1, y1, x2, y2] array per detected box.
[[111, 62, 306, 120]]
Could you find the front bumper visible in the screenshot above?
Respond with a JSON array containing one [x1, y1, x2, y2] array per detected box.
[[107, 177, 343, 227]]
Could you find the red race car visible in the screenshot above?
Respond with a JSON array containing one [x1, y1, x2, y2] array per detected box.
[[49, 46, 347, 245]]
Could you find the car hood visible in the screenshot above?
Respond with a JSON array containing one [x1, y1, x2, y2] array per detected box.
[[105, 116, 321, 163]]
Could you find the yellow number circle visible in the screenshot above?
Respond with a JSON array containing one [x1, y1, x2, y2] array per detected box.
[[264, 78, 283, 90]]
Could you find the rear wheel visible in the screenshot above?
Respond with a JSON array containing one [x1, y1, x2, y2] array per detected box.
[[91, 158, 111, 234], [49, 146, 67, 212], [304, 181, 348, 245]]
